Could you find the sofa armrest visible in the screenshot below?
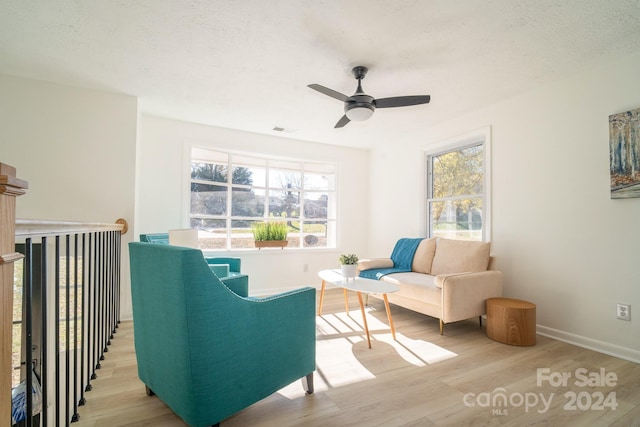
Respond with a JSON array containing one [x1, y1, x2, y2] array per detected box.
[[437, 270, 503, 323], [357, 258, 394, 271]]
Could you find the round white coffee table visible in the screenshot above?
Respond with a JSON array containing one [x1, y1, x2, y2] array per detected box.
[[317, 269, 399, 349]]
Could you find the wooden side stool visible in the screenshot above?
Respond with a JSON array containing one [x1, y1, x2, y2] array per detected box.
[[486, 297, 536, 346]]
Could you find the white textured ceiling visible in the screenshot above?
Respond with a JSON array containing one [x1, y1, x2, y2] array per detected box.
[[1, 1, 640, 148]]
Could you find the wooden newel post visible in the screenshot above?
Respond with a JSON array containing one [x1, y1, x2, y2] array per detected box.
[[0, 163, 28, 425]]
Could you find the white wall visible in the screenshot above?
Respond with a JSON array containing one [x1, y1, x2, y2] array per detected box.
[[0, 74, 138, 319], [369, 53, 640, 361], [137, 115, 370, 295]]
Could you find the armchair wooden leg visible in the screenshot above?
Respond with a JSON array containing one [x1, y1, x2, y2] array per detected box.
[[439, 319, 444, 335], [479, 315, 482, 327], [302, 372, 314, 395]]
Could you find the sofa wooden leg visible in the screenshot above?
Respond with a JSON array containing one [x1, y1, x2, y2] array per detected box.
[[439, 319, 444, 335], [302, 372, 314, 395]]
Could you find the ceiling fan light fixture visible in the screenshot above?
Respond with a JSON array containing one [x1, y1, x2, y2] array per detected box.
[[345, 104, 374, 121]]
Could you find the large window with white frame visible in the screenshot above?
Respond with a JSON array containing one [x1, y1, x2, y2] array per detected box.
[[189, 146, 337, 250], [426, 132, 489, 241]]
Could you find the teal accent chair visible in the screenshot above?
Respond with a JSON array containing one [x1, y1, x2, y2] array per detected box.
[[139, 233, 248, 297], [129, 242, 316, 427]]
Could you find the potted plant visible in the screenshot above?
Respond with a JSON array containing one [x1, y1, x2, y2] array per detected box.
[[252, 221, 289, 249], [339, 253, 359, 279]]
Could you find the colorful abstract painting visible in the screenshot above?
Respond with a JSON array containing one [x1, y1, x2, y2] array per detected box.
[[609, 107, 640, 199]]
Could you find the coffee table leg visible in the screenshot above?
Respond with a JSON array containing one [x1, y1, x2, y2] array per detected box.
[[318, 280, 326, 315], [343, 288, 349, 313], [383, 294, 396, 340], [357, 291, 371, 349]]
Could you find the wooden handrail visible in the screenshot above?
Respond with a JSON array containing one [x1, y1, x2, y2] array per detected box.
[[15, 218, 127, 237], [0, 163, 28, 425]]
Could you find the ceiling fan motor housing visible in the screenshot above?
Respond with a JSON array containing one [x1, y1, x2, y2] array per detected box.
[[344, 94, 375, 121]]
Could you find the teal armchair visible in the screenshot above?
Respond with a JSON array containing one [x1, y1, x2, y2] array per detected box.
[[129, 242, 316, 427], [139, 233, 248, 296]]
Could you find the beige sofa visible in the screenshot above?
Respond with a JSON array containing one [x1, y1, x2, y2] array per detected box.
[[358, 238, 503, 334]]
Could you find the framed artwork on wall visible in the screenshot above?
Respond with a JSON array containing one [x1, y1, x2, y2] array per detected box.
[[609, 106, 640, 199]]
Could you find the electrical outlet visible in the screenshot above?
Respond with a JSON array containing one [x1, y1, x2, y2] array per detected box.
[[616, 304, 631, 321]]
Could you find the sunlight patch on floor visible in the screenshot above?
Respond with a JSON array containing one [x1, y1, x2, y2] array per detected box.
[[375, 333, 458, 366], [277, 308, 461, 400]]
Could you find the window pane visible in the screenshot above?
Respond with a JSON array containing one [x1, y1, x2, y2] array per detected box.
[[231, 166, 258, 186], [303, 192, 328, 219], [192, 147, 227, 164], [233, 155, 266, 187], [230, 219, 259, 249], [271, 159, 301, 170], [191, 219, 226, 250], [302, 221, 327, 247], [191, 162, 227, 183], [191, 184, 227, 215], [269, 170, 301, 191], [231, 188, 265, 217], [304, 172, 333, 191], [269, 189, 300, 219], [429, 198, 483, 241], [431, 145, 483, 198]]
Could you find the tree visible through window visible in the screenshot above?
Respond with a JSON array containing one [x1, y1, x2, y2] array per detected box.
[[190, 147, 337, 250], [427, 142, 485, 241]]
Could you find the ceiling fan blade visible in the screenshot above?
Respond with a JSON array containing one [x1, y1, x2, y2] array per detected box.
[[334, 115, 350, 128], [308, 84, 349, 102], [375, 95, 431, 108]]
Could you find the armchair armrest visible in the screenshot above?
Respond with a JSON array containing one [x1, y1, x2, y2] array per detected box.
[[209, 264, 230, 278], [437, 270, 503, 323], [357, 258, 394, 271], [206, 257, 241, 273]]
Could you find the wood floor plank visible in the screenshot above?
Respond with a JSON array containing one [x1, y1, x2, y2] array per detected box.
[[74, 289, 640, 426]]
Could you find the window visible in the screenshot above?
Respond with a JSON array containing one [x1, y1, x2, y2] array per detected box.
[[426, 131, 489, 241], [189, 147, 337, 250]]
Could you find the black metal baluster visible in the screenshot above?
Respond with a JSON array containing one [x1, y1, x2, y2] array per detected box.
[[71, 234, 80, 422], [115, 230, 121, 327], [65, 234, 71, 426], [90, 232, 98, 381], [101, 231, 108, 358], [24, 238, 33, 427], [79, 233, 88, 404], [55, 236, 61, 427], [97, 232, 104, 366], [41, 237, 48, 427]]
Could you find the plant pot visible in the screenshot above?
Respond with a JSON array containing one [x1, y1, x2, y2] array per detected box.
[[254, 240, 288, 250], [341, 264, 358, 279]]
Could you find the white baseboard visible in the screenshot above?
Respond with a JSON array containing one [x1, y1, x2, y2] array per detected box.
[[537, 325, 640, 364]]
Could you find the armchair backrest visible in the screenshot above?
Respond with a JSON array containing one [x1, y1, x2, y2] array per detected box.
[[129, 243, 240, 422], [128, 242, 315, 426]]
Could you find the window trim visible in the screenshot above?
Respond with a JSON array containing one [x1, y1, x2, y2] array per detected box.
[[182, 142, 338, 251], [424, 126, 492, 241]]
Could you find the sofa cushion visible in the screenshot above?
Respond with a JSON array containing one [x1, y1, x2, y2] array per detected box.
[[411, 238, 437, 274], [381, 272, 440, 305], [430, 238, 491, 275]]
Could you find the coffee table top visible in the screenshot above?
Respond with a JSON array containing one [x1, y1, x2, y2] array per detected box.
[[318, 269, 399, 294]]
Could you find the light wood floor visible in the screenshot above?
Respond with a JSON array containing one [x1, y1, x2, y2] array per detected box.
[[75, 289, 640, 426]]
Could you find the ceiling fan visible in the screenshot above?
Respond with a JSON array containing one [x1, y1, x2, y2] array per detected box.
[[308, 66, 431, 128]]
